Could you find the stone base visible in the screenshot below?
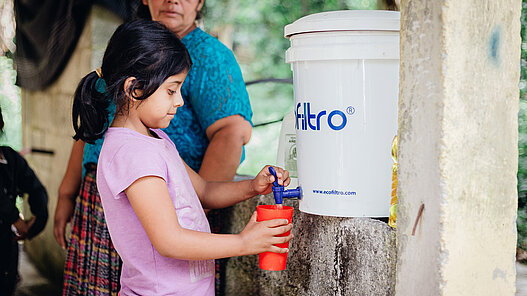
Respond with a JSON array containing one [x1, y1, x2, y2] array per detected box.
[[225, 193, 396, 296]]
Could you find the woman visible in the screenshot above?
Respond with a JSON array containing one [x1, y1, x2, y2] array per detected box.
[[54, 1, 252, 295]]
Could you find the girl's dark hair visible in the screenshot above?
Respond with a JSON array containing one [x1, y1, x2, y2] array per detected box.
[[135, 1, 205, 21], [72, 19, 192, 143]]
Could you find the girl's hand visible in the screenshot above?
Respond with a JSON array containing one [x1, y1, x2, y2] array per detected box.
[[12, 217, 30, 240], [251, 165, 290, 196], [239, 212, 293, 255], [14, 217, 36, 241]]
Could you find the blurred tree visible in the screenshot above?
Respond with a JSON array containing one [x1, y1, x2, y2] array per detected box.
[[203, 0, 377, 82]]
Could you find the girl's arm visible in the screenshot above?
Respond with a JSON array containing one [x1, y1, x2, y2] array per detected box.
[[54, 139, 84, 248], [126, 176, 292, 260], [185, 163, 289, 210]]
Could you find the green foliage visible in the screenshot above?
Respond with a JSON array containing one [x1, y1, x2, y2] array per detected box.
[[204, 0, 376, 82], [203, 0, 376, 175]]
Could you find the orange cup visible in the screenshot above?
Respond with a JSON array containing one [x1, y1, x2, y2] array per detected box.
[[256, 205, 294, 271]]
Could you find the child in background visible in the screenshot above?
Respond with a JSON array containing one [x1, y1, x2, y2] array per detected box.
[[71, 19, 292, 296], [0, 106, 48, 296]]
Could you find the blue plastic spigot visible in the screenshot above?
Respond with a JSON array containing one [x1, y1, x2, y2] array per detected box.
[[268, 166, 302, 204]]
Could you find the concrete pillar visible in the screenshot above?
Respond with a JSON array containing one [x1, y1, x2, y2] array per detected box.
[[21, 5, 121, 282], [225, 194, 396, 295], [397, 1, 520, 295]]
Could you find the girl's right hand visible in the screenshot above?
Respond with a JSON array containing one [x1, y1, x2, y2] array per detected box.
[[239, 211, 293, 255]]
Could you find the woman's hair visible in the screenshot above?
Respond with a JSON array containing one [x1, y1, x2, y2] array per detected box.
[[72, 19, 192, 143], [136, 0, 205, 21]]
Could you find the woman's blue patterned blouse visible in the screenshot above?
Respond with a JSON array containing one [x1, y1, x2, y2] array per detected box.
[[82, 27, 253, 174]]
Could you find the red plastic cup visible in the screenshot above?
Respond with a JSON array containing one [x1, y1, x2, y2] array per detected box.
[[256, 205, 294, 271]]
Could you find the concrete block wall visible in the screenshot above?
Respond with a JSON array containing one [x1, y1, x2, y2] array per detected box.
[[21, 6, 120, 283], [397, 1, 521, 295], [21, 18, 92, 282]]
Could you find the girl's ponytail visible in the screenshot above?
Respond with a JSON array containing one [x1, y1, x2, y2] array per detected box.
[[72, 71, 110, 143]]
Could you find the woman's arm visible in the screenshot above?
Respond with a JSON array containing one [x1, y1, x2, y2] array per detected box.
[[199, 115, 252, 182], [54, 139, 84, 248], [126, 176, 292, 260]]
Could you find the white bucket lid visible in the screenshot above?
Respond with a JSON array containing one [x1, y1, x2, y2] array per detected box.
[[284, 10, 400, 38]]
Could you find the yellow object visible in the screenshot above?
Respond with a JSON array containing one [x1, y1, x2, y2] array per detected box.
[[388, 136, 398, 228]]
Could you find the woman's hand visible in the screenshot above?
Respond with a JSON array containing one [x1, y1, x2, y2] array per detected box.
[[54, 140, 84, 249], [251, 166, 290, 196], [54, 195, 75, 249], [239, 212, 293, 255]]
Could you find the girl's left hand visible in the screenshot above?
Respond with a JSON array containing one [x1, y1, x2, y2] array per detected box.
[[251, 165, 290, 195]]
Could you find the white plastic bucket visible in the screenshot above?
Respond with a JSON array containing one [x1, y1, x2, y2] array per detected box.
[[285, 10, 400, 217]]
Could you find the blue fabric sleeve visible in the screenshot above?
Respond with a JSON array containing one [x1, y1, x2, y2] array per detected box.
[[187, 41, 253, 131]]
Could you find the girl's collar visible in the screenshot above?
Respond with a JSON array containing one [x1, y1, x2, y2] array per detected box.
[[107, 127, 164, 141]]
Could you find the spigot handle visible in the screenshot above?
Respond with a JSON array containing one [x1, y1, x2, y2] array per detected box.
[[268, 166, 280, 187]]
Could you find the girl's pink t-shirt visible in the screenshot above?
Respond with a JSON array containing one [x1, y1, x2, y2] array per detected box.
[[97, 127, 214, 296]]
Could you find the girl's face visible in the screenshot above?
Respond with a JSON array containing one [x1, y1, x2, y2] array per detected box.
[[142, 0, 204, 38], [134, 72, 187, 130]]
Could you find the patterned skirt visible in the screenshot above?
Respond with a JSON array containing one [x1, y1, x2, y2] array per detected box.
[[63, 163, 121, 296]]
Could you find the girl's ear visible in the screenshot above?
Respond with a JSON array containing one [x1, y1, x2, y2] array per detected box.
[[123, 77, 142, 100]]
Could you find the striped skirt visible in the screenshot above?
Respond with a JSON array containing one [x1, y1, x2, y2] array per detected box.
[[63, 163, 121, 296]]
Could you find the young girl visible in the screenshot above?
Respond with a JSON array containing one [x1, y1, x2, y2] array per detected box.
[[72, 20, 292, 296]]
